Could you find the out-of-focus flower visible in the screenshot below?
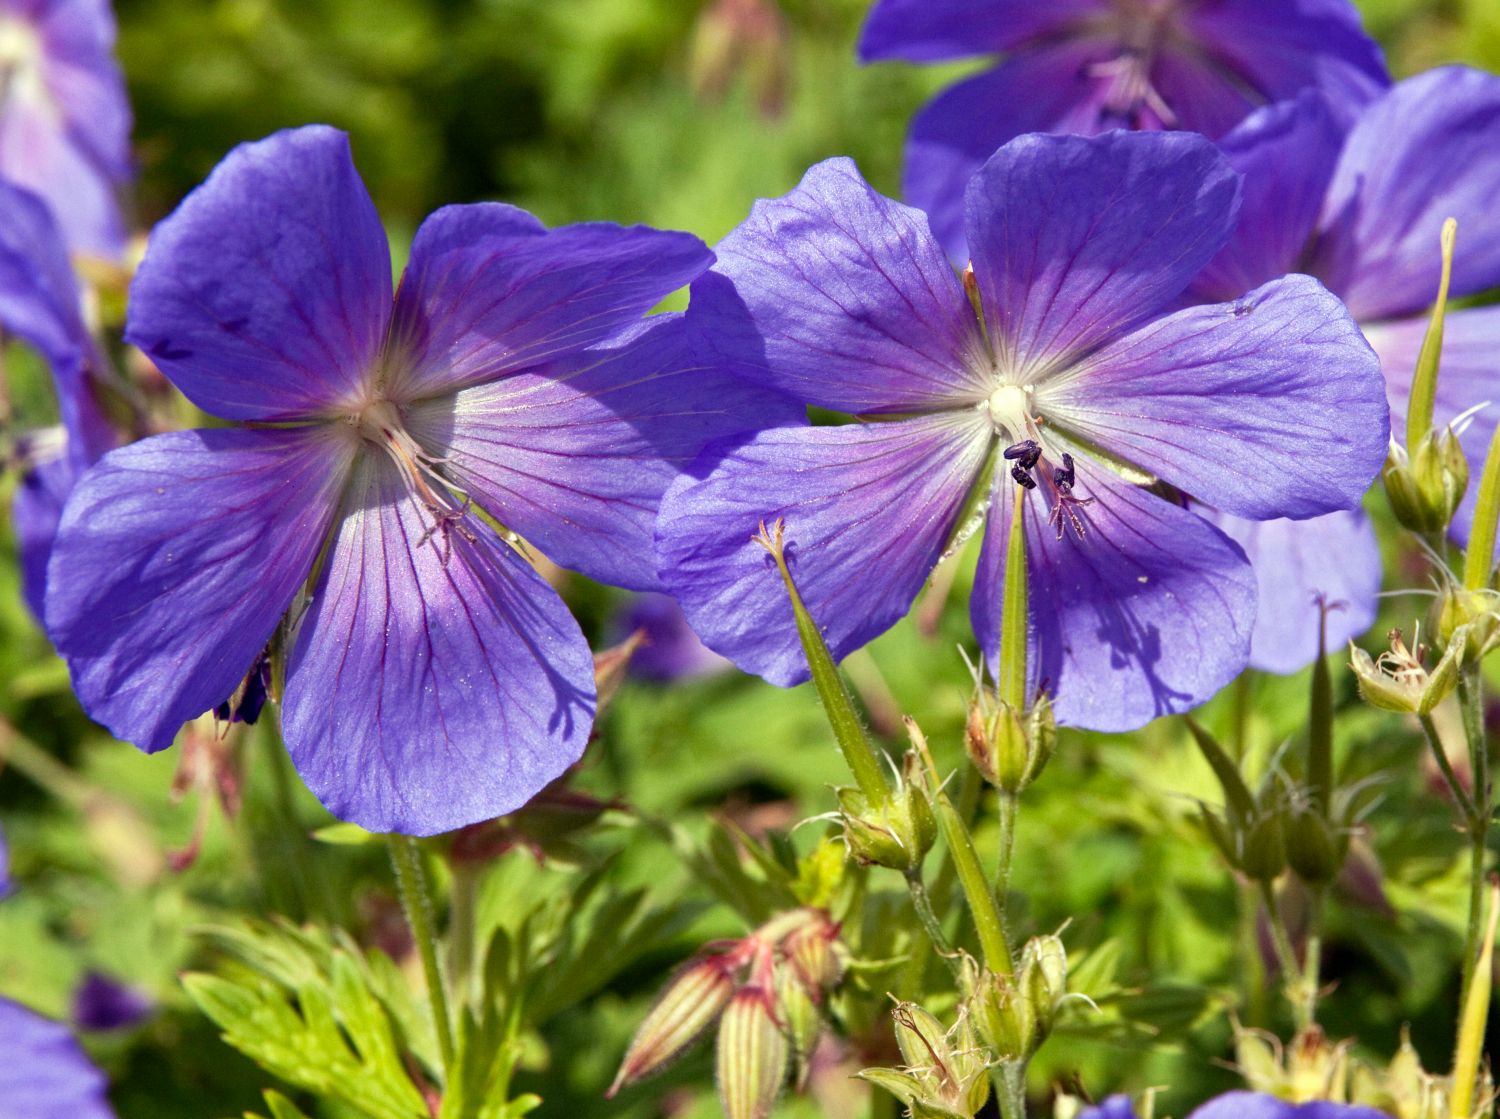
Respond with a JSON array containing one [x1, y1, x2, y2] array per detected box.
[[658, 132, 1387, 731], [857, 0, 1388, 260], [0, 821, 12, 899], [613, 592, 731, 683], [0, 0, 132, 258], [45, 125, 787, 835], [1080, 1089, 1393, 1119], [70, 972, 152, 1032], [0, 995, 117, 1119], [1191, 69, 1500, 672]]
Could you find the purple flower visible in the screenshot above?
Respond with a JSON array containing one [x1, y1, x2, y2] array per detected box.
[[0, 995, 116, 1119], [70, 972, 152, 1032], [614, 592, 731, 683], [0, 177, 115, 618], [1188, 68, 1500, 672], [1082, 1092, 1392, 1119], [0, 0, 132, 258], [0, 822, 11, 899], [43, 125, 780, 835], [656, 132, 1388, 730], [858, 0, 1388, 261]]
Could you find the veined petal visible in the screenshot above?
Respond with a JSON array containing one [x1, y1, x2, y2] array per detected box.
[[0, 997, 115, 1119], [406, 312, 801, 593], [282, 454, 596, 836], [126, 126, 393, 421], [1367, 305, 1500, 549], [37, 0, 133, 182], [965, 131, 1240, 378], [971, 458, 1255, 732], [858, 0, 1104, 61], [45, 427, 352, 753], [0, 178, 110, 465], [386, 203, 711, 400], [1181, 0, 1389, 117], [655, 412, 992, 686], [1189, 92, 1347, 303], [1313, 67, 1500, 321], [700, 157, 988, 414], [903, 42, 1135, 263], [1043, 275, 1388, 520], [1207, 509, 1381, 675]]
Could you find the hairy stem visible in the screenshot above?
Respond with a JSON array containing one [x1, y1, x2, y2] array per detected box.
[[388, 835, 456, 1075]]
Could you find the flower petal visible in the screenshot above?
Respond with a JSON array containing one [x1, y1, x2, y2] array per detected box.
[[125, 126, 392, 421], [1189, 1091, 1394, 1119], [1207, 510, 1381, 675], [1366, 305, 1500, 550], [655, 413, 992, 686], [1180, 0, 1389, 115], [282, 455, 596, 836], [1189, 92, 1347, 303], [698, 158, 987, 413], [858, 0, 1104, 61], [0, 997, 115, 1119], [1312, 67, 1500, 321], [45, 427, 352, 753], [965, 131, 1240, 377], [971, 458, 1255, 731], [1043, 275, 1389, 520], [387, 202, 711, 400], [406, 312, 801, 592], [14, 452, 78, 622]]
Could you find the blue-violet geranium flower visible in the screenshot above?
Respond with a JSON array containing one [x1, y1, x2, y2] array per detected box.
[[44, 125, 783, 835], [657, 131, 1389, 730]]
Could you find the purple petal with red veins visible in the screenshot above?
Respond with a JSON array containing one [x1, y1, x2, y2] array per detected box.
[[45, 427, 352, 753], [964, 131, 1240, 377], [971, 457, 1255, 731], [698, 158, 987, 414], [858, 0, 1105, 62], [125, 126, 393, 421], [387, 203, 711, 401], [655, 413, 992, 687], [1189, 92, 1347, 303], [1206, 510, 1381, 675], [1312, 67, 1500, 321], [282, 455, 596, 836], [1044, 274, 1388, 520], [1366, 305, 1500, 551], [406, 313, 800, 593], [0, 996, 115, 1119]]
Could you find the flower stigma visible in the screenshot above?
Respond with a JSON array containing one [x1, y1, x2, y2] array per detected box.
[[983, 387, 1094, 541]]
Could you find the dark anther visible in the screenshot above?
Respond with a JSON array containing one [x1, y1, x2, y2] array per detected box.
[[1003, 439, 1042, 469], [1053, 451, 1077, 491], [1011, 463, 1038, 490]]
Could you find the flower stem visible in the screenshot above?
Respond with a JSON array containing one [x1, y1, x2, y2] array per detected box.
[[1418, 712, 1476, 821], [996, 1061, 1027, 1119], [446, 860, 480, 1008], [904, 870, 962, 981], [1302, 885, 1325, 1029], [1452, 877, 1499, 1119], [1463, 423, 1500, 592], [995, 790, 1018, 929], [1456, 671, 1491, 1008], [1258, 880, 1308, 1029], [999, 485, 1029, 713], [387, 835, 456, 1075]]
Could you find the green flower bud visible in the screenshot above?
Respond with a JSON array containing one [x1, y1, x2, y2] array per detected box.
[[1349, 627, 1464, 716], [1240, 811, 1287, 884], [1384, 427, 1468, 534], [716, 986, 790, 1119], [1438, 585, 1499, 661], [1284, 804, 1345, 886], [869, 1003, 991, 1119], [773, 964, 822, 1090], [965, 693, 1055, 794], [837, 765, 935, 873], [609, 955, 735, 1096]]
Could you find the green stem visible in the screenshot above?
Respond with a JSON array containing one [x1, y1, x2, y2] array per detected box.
[[1419, 713, 1476, 821], [1407, 217, 1457, 457], [447, 860, 480, 1008], [1237, 877, 1269, 1027], [1463, 423, 1500, 591], [1456, 671, 1491, 1006], [1258, 880, 1309, 1029], [0, 719, 92, 804], [387, 835, 456, 1075], [904, 871, 963, 981], [1302, 886, 1325, 1029], [999, 485, 1030, 713], [996, 790, 1019, 930], [996, 1061, 1027, 1119], [755, 520, 889, 805]]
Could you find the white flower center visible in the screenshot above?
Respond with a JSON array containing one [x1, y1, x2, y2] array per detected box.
[[985, 384, 1038, 442], [0, 17, 55, 123]]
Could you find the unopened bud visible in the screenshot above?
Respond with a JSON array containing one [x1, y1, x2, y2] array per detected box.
[[1438, 585, 1499, 661], [1350, 626, 1464, 716], [592, 629, 646, 714], [837, 776, 935, 873], [609, 956, 734, 1096], [1240, 812, 1288, 884], [783, 916, 843, 995], [1384, 428, 1468, 534], [773, 965, 821, 1090], [1284, 805, 1344, 886], [716, 986, 789, 1119], [966, 694, 1055, 793], [874, 1003, 989, 1119]]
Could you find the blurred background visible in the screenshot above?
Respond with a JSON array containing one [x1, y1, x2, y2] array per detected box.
[[3, 0, 1500, 1116]]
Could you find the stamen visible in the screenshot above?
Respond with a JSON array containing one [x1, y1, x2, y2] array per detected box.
[[351, 398, 475, 561]]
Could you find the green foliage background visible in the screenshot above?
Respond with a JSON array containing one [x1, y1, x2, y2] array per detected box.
[[2, 1, 1499, 1117]]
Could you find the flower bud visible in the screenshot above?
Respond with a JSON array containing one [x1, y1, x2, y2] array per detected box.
[[773, 964, 821, 1090], [1284, 805, 1344, 886], [966, 694, 1055, 794], [1438, 585, 1499, 661], [1240, 811, 1288, 884], [1383, 428, 1468, 534], [837, 772, 935, 873], [870, 1003, 990, 1119], [1349, 627, 1463, 716], [783, 915, 843, 995], [608, 955, 734, 1096], [969, 935, 1068, 1063], [716, 986, 789, 1119]]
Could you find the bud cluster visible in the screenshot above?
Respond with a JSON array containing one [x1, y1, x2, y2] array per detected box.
[[838, 751, 937, 872], [966, 935, 1070, 1064], [965, 687, 1055, 795], [1383, 427, 1469, 535], [858, 1002, 992, 1119], [609, 907, 848, 1118]]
